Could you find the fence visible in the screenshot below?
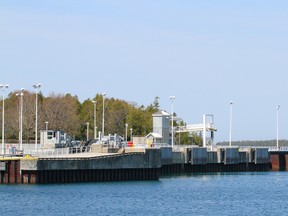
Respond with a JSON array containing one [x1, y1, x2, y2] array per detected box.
[[222, 146, 288, 152], [30, 148, 70, 157]]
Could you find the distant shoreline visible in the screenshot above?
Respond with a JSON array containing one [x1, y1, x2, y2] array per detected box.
[[217, 139, 287, 146]]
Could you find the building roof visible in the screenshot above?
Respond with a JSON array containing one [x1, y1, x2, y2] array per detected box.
[[146, 133, 163, 139], [152, 110, 170, 117]]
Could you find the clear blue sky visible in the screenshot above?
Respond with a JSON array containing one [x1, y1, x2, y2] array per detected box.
[[1, 1, 288, 143]]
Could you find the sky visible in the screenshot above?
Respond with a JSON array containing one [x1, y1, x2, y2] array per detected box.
[[1, 0, 288, 143]]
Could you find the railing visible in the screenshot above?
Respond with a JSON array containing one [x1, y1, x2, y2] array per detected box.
[[69, 146, 91, 154], [132, 143, 171, 149], [30, 148, 70, 157], [26, 146, 91, 157], [5, 144, 288, 158], [219, 145, 288, 152], [268, 146, 288, 152]]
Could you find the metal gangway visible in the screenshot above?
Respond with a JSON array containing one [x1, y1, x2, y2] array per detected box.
[[176, 114, 217, 149]]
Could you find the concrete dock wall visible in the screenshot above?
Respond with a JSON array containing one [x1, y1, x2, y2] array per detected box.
[[19, 149, 162, 183], [207, 151, 218, 163], [239, 151, 248, 163], [255, 148, 269, 164], [160, 147, 172, 165], [21, 149, 161, 171], [0, 147, 272, 184], [191, 147, 207, 165], [172, 151, 183, 164], [224, 148, 239, 164]]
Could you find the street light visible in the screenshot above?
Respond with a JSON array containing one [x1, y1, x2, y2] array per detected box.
[[170, 96, 176, 148], [130, 128, 133, 142], [33, 83, 41, 151], [178, 121, 181, 145], [45, 121, 48, 131], [125, 123, 128, 143], [92, 100, 97, 140], [16, 88, 24, 151], [1, 84, 9, 154], [102, 93, 106, 139], [276, 105, 280, 149], [86, 122, 89, 141], [229, 101, 233, 147]]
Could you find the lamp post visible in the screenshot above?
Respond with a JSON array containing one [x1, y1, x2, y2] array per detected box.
[[45, 121, 48, 131], [92, 100, 97, 140], [203, 114, 206, 147], [16, 88, 24, 151], [125, 123, 128, 143], [102, 93, 106, 139], [1, 84, 9, 155], [229, 101, 233, 147], [170, 96, 176, 148], [33, 83, 41, 151], [276, 105, 280, 149], [86, 122, 89, 141], [178, 121, 181, 145], [130, 128, 133, 142]]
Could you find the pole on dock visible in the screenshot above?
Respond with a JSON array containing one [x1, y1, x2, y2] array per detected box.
[[33, 83, 42, 152], [1, 84, 9, 155], [203, 114, 206, 147], [102, 93, 106, 140], [276, 105, 280, 149], [170, 96, 176, 148], [229, 101, 233, 147]]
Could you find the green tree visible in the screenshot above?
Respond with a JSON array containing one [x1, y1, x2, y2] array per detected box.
[[3, 91, 164, 143], [192, 132, 203, 146], [106, 98, 131, 136], [126, 107, 147, 136], [42, 93, 81, 139]]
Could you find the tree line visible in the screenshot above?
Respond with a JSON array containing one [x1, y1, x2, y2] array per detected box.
[[0, 91, 203, 145], [0, 91, 163, 143], [216, 140, 288, 147]]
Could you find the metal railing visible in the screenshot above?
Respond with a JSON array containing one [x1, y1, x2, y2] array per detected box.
[[4, 144, 288, 158], [30, 148, 70, 157], [219, 145, 288, 152], [268, 146, 288, 152], [26, 146, 91, 157], [132, 143, 171, 149]]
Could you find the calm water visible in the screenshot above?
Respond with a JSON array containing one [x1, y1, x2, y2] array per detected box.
[[1, 172, 288, 216]]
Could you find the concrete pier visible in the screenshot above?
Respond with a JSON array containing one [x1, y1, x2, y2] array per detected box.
[[0, 146, 272, 184]]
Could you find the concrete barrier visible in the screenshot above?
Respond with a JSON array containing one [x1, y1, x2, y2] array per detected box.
[[145, 149, 162, 168], [160, 147, 172, 165], [90, 144, 102, 153], [239, 151, 249, 163], [20, 159, 38, 171], [90, 144, 119, 153], [172, 151, 183, 164], [255, 148, 269, 164], [207, 151, 218, 163], [224, 148, 239, 164], [191, 147, 207, 165], [124, 148, 145, 153]]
